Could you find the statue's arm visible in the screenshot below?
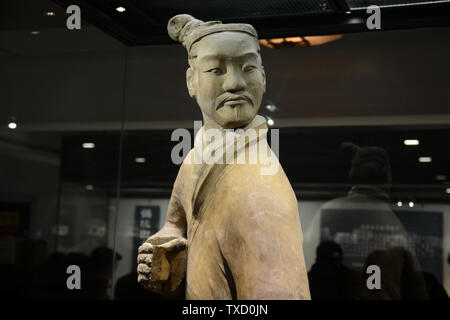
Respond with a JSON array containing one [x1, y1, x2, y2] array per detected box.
[[223, 190, 311, 300], [137, 165, 188, 293], [152, 163, 188, 239], [155, 187, 187, 239]]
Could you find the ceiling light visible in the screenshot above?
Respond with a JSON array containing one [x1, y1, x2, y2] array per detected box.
[[345, 11, 352, 14], [408, 201, 414, 208], [418, 157, 432, 163], [30, 31, 40, 35], [397, 201, 402, 207], [347, 18, 364, 24], [86, 185, 94, 191], [446, 188, 450, 194], [45, 11, 55, 16], [82, 142, 95, 149], [135, 157, 146, 163], [8, 122, 17, 129], [404, 139, 419, 146], [116, 6, 126, 13]]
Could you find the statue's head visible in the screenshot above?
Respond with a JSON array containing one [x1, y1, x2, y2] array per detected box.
[[168, 14, 266, 129]]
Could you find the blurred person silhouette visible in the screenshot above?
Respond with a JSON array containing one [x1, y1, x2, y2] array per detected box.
[[414, 252, 449, 299], [41, 252, 68, 299], [114, 271, 166, 300], [304, 142, 429, 299], [10, 239, 50, 298], [27, 240, 50, 298], [85, 247, 122, 299], [308, 241, 361, 299], [0, 262, 20, 298], [419, 271, 449, 300]]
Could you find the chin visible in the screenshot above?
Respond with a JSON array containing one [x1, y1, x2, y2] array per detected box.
[[221, 118, 252, 129], [215, 105, 257, 129]]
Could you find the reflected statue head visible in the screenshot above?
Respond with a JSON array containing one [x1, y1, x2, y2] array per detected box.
[[167, 14, 266, 129], [341, 142, 392, 186]]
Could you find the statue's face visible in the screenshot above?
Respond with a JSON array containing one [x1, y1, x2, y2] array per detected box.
[[187, 31, 266, 129]]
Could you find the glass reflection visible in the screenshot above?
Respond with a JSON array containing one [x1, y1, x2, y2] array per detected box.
[[304, 142, 447, 300]]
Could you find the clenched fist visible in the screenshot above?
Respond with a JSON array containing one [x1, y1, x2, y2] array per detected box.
[[137, 235, 188, 294]]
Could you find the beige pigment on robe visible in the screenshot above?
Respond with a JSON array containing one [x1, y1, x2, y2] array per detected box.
[[165, 115, 311, 299]]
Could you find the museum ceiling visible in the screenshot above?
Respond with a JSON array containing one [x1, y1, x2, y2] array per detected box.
[[49, 0, 450, 45]]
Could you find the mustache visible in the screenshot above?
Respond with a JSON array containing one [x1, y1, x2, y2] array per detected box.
[[216, 93, 253, 110]]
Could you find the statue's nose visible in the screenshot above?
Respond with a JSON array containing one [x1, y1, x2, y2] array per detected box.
[[222, 67, 246, 92]]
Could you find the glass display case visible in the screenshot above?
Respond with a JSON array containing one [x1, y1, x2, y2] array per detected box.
[[0, 0, 449, 301]]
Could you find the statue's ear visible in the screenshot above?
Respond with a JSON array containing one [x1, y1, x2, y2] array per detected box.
[[186, 67, 197, 98]]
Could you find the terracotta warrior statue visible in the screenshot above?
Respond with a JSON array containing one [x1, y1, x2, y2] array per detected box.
[[137, 14, 311, 300]]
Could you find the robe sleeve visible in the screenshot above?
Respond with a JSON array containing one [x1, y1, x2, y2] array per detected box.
[[221, 171, 311, 300], [154, 161, 190, 239]]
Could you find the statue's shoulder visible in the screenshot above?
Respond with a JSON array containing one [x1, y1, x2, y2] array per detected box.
[[224, 161, 295, 197], [180, 148, 196, 166], [218, 163, 298, 216]]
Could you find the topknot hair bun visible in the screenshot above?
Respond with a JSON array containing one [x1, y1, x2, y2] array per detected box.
[[167, 14, 258, 53], [167, 14, 203, 43]]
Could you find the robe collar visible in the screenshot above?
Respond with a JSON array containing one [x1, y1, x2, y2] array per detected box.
[[184, 115, 268, 240], [186, 114, 268, 199]]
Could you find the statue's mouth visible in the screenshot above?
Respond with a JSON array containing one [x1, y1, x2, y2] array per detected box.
[[217, 95, 252, 110]]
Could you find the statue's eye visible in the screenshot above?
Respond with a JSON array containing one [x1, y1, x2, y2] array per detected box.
[[243, 65, 256, 73], [206, 68, 222, 74]]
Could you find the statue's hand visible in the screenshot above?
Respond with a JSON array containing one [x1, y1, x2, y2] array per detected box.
[[137, 235, 187, 294]]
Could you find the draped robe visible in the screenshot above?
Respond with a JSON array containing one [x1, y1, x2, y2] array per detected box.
[[162, 115, 310, 299]]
